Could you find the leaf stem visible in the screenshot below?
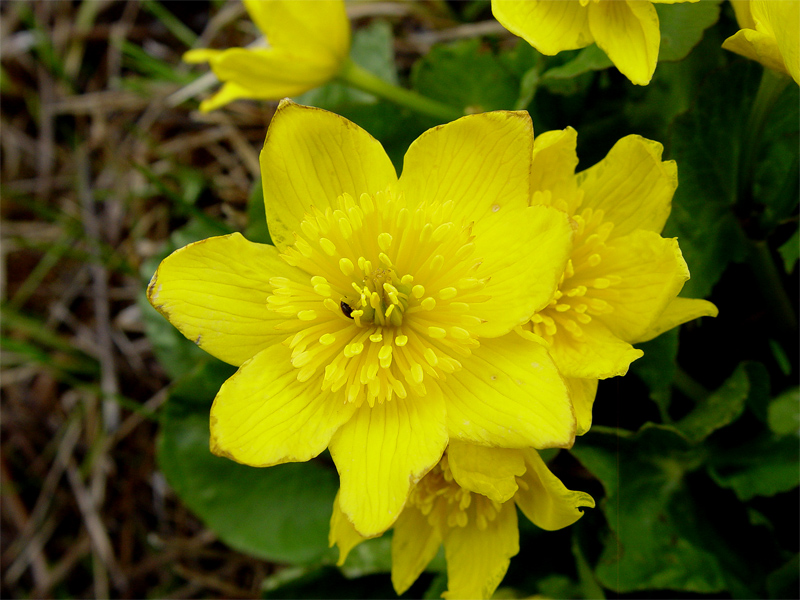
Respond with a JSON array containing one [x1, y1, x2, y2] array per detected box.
[[746, 239, 798, 333], [737, 68, 790, 218], [335, 58, 463, 122], [673, 368, 710, 403]]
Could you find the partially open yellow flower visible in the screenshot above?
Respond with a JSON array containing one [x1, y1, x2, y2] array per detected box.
[[148, 101, 578, 536], [723, 0, 800, 85], [526, 127, 718, 432], [331, 441, 594, 599], [491, 0, 699, 86], [184, 0, 350, 111]]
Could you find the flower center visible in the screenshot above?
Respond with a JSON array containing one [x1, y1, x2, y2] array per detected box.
[[410, 453, 502, 530], [530, 206, 618, 342], [267, 190, 490, 407]]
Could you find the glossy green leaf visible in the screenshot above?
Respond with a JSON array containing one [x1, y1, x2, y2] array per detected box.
[[411, 38, 518, 113], [707, 433, 800, 501], [571, 425, 727, 593], [655, 1, 722, 62], [665, 62, 758, 297], [675, 362, 768, 444], [157, 361, 340, 565]]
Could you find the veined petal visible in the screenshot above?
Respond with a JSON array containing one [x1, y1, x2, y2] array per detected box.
[[515, 449, 594, 531], [397, 111, 533, 230], [329, 389, 448, 536], [391, 506, 443, 596], [243, 0, 350, 60], [210, 344, 357, 466], [471, 205, 573, 337], [442, 333, 575, 449], [566, 377, 598, 436], [201, 48, 341, 105], [587, 0, 660, 85], [631, 297, 719, 344], [492, 0, 593, 55], [329, 492, 371, 566], [548, 318, 643, 380], [576, 135, 676, 238], [260, 101, 398, 251], [147, 233, 301, 366], [442, 501, 518, 600], [447, 441, 525, 503], [592, 230, 691, 343], [530, 127, 582, 215]]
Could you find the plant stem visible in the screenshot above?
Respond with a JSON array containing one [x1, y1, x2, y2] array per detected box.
[[673, 368, 710, 403], [737, 68, 790, 217], [747, 238, 798, 333], [335, 58, 463, 122]]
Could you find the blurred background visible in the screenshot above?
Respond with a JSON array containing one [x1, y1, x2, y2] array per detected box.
[[2, 1, 797, 598]]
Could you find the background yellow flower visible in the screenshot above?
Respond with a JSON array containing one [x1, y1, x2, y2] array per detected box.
[[723, 0, 800, 84], [492, 0, 699, 85], [184, 0, 350, 111]]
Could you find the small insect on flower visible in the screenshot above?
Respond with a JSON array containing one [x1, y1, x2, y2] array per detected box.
[[340, 301, 354, 319]]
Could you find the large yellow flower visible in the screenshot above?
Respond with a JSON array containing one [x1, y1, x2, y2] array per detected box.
[[491, 0, 698, 86], [526, 127, 718, 433], [723, 0, 800, 85], [184, 0, 350, 112], [147, 101, 578, 536], [331, 442, 594, 599]]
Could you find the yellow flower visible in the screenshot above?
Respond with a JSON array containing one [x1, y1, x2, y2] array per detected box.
[[526, 127, 718, 433], [330, 442, 594, 599], [491, 0, 699, 86], [147, 100, 578, 536], [723, 0, 800, 85], [184, 0, 350, 112]]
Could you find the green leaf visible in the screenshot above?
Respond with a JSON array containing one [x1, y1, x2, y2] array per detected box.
[[158, 361, 340, 565], [665, 62, 760, 297], [767, 554, 800, 599], [540, 45, 611, 83], [767, 387, 800, 436], [655, 1, 722, 62], [244, 177, 272, 245], [707, 433, 800, 501], [778, 229, 799, 273], [412, 38, 519, 113], [675, 362, 769, 444], [571, 425, 727, 593], [630, 328, 679, 420]]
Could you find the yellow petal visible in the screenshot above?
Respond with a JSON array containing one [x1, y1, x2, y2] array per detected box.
[[730, 0, 756, 29], [515, 449, 595, 531], [329, 389, 448, 537], [530, 126, 582, 215], [471, 205, 573, 337], [753, 0, 800, 84], [592, 230, 691, 343], [491, 0, 593, 55], [631, 297, 719, 344], [210, 344, 357, 466], [566, 377, 599, 436], [447, 441, 525, 503], [442, 501, 518, 599], [200, 48, 341, 106], [329, 492, 371, 566], [587, 0, 660, 85], [576, 134, 676, 238], [442, 333, 576, 450], [243, 0, 350, 61], [197, 81, 259, 113], [260, 101, 398, 250], [147, 233, 300, 366], [548, 318, 643, 380], [390, 506, 442, 595], [397, 111, 533, 231], [723, 28, 792, 77]]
